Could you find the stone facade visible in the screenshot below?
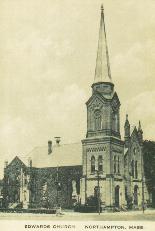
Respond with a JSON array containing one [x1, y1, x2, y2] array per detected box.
[[80, 72, 125, 208], [3, 157, 29, 208], [29, 166, 82, 209], [80, 6, 148, 210], [3, 156, 82, 209], [124, 125, 146, 209], [80, 85, 148, 209]]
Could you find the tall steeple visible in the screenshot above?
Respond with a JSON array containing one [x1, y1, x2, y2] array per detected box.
[[86, 5, 120, 139], [94, 5, 112, 83], [81, 5, 124, 210]]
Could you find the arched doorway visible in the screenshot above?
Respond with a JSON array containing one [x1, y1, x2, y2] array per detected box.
[[152, 190, 155, 208], [134, 185, 138, 206], [94, 186, 99, 204], [115, 185, 120, 207]]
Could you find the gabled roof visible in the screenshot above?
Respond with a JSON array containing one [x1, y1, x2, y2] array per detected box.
[[130, 126, 140, 144], [8, 156, 26, 168], [124, 148, 128, 156], [86, 92, 107, 106], [131, 126, 138, 137], [86, 90, 119, 107], [111, 92, 121, 107], [21, 142, 82, 168]]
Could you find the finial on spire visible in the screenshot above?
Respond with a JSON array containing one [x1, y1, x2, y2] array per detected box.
[[124, 114, 130, 128], [138, 120, 143, 144], [101, 4, 104, 13], [124, 114, 130, 143], [138, 120, 142, 131]]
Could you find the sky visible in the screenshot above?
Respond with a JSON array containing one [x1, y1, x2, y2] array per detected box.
[[0, 0, 155, 178]]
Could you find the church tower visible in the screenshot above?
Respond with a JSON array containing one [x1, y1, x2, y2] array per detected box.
[[80, 6, 125, 209]]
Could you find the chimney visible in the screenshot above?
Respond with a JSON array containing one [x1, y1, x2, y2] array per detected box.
[[48, 140, 52, 154], [54, 137, 61, 146]]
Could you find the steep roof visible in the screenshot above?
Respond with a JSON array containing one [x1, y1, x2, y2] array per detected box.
[[8, 156, 26, 168], [21, 142, 82, 168], [94, 5, 112, 83], [130, 126, 139, 140], [124, 147, 128, 156]]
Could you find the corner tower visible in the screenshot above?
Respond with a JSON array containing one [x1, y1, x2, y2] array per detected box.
[[81, 6, 124, 209]]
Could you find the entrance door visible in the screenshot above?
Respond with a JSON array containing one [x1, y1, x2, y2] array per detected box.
[[115, 185, 120, 207], [134, 185, 138, 206], [152, 190, 155, 208]]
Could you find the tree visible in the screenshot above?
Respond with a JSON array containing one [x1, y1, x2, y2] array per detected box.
[[143, 140, 155, 207]]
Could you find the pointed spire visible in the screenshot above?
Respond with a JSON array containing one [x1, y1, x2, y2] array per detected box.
[[138, 120, 143, 144], [124, 114, 130, 135], [124, 114, 130, 127], [94, 5, 112, 83], [126, 114, 129, 121], [124, 114, 130, 148], [138, 120, 141, 130], [138, 121, 143, 132]]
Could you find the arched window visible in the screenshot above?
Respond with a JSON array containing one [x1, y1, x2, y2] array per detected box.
[[114, 156, 117, 173], [125, 186, 128, 201], [135, 161, 138, 179], [133, 148, 136, 155], [112, 112, 118, 132], [91, 156, 95, 173], [114, 113, 118, 131], [115, 185, 120, 207], [118, 156, 120, 173], [98, 155, 103, 172], [131, 160, 134, 177], [112, 113, 115, 131], [94, 110, 101, 131], [24, 190, 27, 201]]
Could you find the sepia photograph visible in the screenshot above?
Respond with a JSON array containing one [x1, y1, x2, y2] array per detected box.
[[0, 0, 155, 228]]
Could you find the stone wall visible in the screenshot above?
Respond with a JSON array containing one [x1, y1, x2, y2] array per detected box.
[[3, 158, 82, 209], [29, 165, 82, 209], [3, 157, 28, 208]]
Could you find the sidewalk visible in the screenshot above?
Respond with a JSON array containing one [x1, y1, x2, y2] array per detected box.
[[0, 209, 155, 221], [63, 208, 155, 216]]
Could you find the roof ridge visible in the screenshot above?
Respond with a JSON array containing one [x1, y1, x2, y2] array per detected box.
[[53, 142, 81, 147], [25, 142, 81, 156]]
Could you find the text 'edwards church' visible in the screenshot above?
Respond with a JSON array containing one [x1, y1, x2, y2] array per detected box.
[[2, 6, 154, 211]]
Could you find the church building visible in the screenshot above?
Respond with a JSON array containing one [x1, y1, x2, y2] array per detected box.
[[2, 6, 151, 211]]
